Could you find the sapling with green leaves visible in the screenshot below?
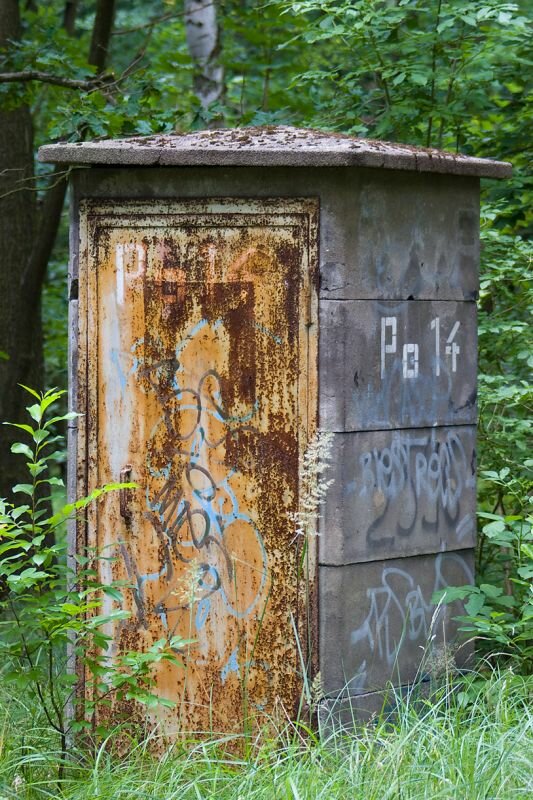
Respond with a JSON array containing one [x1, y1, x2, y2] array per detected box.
[[0, 386, 189, 759]]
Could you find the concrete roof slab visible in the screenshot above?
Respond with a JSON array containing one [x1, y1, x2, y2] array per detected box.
[[38, 125, 512, 178]]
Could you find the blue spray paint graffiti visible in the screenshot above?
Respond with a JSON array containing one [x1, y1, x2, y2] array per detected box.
[[123, 319, 269, 640]]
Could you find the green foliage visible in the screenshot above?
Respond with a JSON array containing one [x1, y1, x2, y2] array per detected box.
[[278, 0, 532, 233], [278, 0, 530, 149], [1, 3, 180, 143], [455, 209, 533, 672], [0, 387, 188, 749], [2, 0, 531, 173], [477, 211, 532, 497], [434, 209, 532, 673], [435, 504, 533, 673]]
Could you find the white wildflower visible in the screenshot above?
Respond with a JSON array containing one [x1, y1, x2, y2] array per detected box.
[[290, 429, 334, 540], [171, 559, 203, 606]]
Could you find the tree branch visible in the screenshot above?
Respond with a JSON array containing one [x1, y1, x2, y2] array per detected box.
[[0, 168, 71, 196], [111, 4, 214, 36], [112, 9, 186, 35], [0, 70, 99, 90], [21, 0, 118, 325]]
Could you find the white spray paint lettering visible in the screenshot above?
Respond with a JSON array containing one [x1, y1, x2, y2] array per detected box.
[[115, 243, 146, 305], [381, 315, 461, 380]]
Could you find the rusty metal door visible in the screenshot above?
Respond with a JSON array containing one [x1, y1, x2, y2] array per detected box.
[[78, 199, 318, 734]]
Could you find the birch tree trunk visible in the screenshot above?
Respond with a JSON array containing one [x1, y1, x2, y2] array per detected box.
[[184, 0, 224, 112]]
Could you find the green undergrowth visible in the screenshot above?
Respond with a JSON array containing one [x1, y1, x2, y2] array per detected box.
[[0, 669, 531, 800]]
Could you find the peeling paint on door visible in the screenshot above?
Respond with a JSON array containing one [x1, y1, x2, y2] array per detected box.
[[77, 199, 318, 735]]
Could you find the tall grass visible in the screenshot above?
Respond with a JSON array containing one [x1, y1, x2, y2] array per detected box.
[[0, 669, 531, 799]]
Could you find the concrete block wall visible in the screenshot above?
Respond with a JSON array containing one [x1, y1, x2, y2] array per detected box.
[[316, 171, 479, 703]]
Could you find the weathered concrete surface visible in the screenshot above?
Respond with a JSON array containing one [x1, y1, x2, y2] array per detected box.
[[320, 173, 479, 300], [317, 680, 433, 730], [38, 126, 512, 178], [320, 301, 477, 431], [319, 550, 475, 695], [71, 167, 480, 301], [320, 427, 476, 565]]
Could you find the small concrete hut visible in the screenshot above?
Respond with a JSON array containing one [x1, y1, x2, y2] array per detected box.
[[39, 127, 510, 733]]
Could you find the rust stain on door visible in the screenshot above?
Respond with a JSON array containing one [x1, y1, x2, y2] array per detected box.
[[78, 199, 318, 735]]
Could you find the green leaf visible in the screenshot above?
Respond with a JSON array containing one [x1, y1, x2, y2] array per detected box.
[[3, 423, 35, 435], [18, 385, 41, 400], [89, 609, 131, 626], [26, 403, 43, 423], [27, 462, 47, 478], [12, 483, 34, 496], [60, 602, 83, 614], [44, 411, 79, 429], [7, 567, 48, 591], [518, 565, 533, 580], [483, 520, 508, 538], [432, 586, 473, 604], [0, 540, 31, 556], [520, 543, 533, 559], [40, 390, 65, 414], [465, 594, 487, 617], [154, 697, 176, 709], [38, 476, 64, 487], [44, 483, 133, 528], [480, 583, 503, 598], [494, 595, 517, 608], [102, 586, 123, 602], [10, 442, 34, 460], [11, 504, 30, 519]]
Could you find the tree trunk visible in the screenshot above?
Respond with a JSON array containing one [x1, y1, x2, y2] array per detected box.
[[184, 0, 224, 113], [63, 0, 78, 36], [89, 0, 116, 71], [0, 0, 42, 498], [0, 0, 117, 498]]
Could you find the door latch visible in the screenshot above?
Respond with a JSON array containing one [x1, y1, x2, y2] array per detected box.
[[119, 465, 133, 523]]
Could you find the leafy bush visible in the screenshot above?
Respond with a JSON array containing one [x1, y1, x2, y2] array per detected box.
[[434, 210, 532, 673], [477, 211, 532, 513], [436, 502, 533, 674], [279, 0, 530, 152]]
